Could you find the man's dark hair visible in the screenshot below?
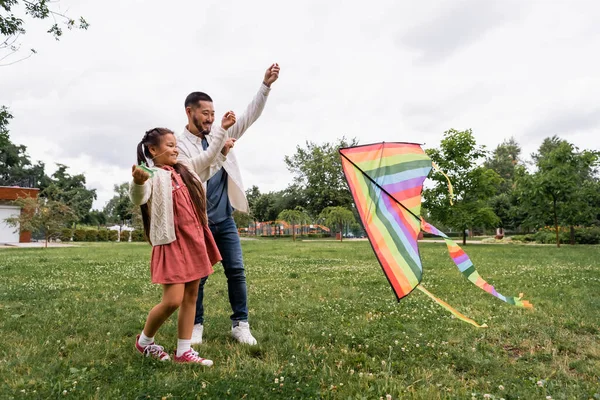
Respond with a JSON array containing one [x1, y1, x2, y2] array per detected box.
[[184, 92, 213, 108]]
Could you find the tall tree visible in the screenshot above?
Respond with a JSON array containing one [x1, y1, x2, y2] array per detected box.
[[43, 164, 96, 223], [284, 137, 358, 216], [485, 137, 521, 194], [103, 182, 133, 225], [0, 108, 50, 188], [252, 192, 278, 223], [516, 138, 599, 247], [423, 129, 501, 244], [4, 196, 75, 248]]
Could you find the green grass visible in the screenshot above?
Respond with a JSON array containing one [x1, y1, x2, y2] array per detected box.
[[1, 241, 599, 399]]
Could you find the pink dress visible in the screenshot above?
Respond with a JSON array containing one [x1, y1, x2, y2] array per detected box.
[[150, 166, 221, 284]]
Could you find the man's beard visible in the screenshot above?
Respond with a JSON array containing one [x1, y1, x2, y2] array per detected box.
[[193, 116, 211, 136]]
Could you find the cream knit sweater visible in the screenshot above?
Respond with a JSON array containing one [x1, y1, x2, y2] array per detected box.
[[129, 125, 228, 246]]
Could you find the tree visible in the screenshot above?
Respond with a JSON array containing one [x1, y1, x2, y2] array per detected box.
[[0, 108, 50, 188], [103, 182, 133, 225], [252, 192, 278, 223], [516, 138, 599, 247], [233, 210, 253, 231], [485, 137, 521, 194], [80, 210, 107, 227], [423, 129, 501, 244], [1, 0, 89, 66], [319, 206, 355, 242], [284, 137, 358, 216], [43, 164, 96, 223], [4, 196, 75, 248], [278, 208, 310, 241]]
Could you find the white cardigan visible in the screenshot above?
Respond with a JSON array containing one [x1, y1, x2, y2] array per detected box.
[[129, 125, 228, 246]]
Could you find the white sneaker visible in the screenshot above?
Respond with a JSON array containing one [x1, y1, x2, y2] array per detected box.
[[191, 323, 203, 345], [231, 321, 257, 345]]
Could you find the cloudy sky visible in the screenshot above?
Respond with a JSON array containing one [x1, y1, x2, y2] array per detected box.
[[2, 0, 599, 209]]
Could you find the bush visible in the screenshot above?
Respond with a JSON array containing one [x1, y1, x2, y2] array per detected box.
[[108, 230, 118, 242], [97, 230, 109, 242], [574, 226, 600, 244], [85, 230, 98, 242], [120, 230, 130, 242], [59, 228, 73, 242], [73, 229, 87, 242], [131, 230, 145, 242]]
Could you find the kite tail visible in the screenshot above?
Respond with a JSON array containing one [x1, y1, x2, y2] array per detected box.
[[420, 218, 533, 309], [416, 284, 487, 328]]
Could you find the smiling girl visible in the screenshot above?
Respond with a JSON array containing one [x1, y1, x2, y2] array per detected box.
[[129, 111, 236, 365]]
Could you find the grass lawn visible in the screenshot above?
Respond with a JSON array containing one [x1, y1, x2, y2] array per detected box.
[[1, 241, 598, 399]]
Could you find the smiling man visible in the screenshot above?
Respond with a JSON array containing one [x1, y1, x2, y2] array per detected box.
[[177, 63, 280, 345]]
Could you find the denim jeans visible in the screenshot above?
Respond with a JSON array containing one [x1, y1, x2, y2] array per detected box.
[[194, 216, 248, 325]]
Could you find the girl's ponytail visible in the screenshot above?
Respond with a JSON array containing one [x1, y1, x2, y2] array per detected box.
[[137, 137, 152, 243]]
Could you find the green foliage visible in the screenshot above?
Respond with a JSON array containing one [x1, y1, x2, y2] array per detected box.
[[233, 210, 253, 229], [484, 137, 521, 194], [104, 183, 134, 224], [515, 136, 600, 246], [96, 230, 109, 242], [120, 230, 130, 242], [84, 230, 98, 242], [424, 129, 501, 244], [284, 137, 358, 216], [4, 196, 75, 247], [277, 208, 311, 241], [59, 228, 72, 242], [81, 210, 107, 226], [107, 230, 118, 242], [131, 230, 145, 242], [42, 164, 97, 223], [319, 206, 355, 241], [0, 107, 50, 188], [72, 229, 87, 242]]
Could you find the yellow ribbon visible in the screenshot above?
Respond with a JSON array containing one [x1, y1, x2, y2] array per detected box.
[[431, 162, 454, 205]]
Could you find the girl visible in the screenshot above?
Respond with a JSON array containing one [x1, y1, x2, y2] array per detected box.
[[129, 111, 236, 365]]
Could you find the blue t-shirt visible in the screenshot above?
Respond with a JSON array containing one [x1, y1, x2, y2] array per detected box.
[[201, 138, 233, 225]]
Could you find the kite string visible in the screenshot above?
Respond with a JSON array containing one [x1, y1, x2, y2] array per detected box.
[[431, 161, 454, 205]]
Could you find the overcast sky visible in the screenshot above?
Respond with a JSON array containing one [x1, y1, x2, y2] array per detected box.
[[1, 0, 599, 209]]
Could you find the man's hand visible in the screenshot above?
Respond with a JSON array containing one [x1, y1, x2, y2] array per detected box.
[[221, 138, 236, 156], [132, 165, 150, 185], [221, 111, 236, 129], [263, 63, 280, 87]]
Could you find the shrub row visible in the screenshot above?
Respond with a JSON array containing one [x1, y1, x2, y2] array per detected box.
[[60, 229, 146, 242], [511, 226, 600, 245]]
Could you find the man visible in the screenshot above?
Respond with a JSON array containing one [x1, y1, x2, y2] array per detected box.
[[177, 63, 280, 345]]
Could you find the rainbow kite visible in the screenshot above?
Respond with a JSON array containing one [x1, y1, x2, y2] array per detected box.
[[340, 142, 532, 328]]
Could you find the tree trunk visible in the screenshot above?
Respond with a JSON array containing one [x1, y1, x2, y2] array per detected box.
[[292, 223, 296, 242], [462, 229, 467, 246], [45, 231, 49, 249], [339, 223, 343, 242], [570, 225, 575, 245], [553, 198, 560, 248]]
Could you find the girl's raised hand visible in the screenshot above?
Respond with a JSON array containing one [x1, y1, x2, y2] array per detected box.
[[132, 165, 150, 185], [221, 111, 236, 130]]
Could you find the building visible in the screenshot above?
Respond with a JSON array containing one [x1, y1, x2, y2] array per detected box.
[[0, 186, 40, 244]]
